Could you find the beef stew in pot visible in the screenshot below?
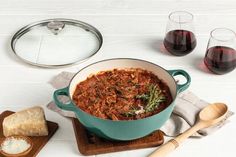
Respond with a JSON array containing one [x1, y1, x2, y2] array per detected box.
[[72, 68, 172, 120]]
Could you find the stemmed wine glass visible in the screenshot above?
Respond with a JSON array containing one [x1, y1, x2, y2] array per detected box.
[[204, 28, 236, 74], [164, 11, 197, 56]]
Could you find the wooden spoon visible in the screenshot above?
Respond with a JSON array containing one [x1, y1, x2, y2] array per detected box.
[[149, 103, 228, 157]]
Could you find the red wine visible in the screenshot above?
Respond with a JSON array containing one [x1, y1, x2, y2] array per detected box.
[[204, 46, 236, 74], [164, 30, 197, 56]]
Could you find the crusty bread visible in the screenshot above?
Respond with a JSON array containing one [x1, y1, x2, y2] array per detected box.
[[3, 106, 48, 137]]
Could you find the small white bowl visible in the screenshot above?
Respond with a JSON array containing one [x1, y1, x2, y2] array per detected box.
[[0, 135, 33, 157]]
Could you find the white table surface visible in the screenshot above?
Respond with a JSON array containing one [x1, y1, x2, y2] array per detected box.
[[0, 0, 236, 156]]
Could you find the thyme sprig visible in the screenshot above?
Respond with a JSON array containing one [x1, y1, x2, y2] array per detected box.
[[122, 84, 166, 117]]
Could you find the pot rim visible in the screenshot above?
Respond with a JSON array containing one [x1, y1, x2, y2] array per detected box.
[[68, 58, 180, 122]]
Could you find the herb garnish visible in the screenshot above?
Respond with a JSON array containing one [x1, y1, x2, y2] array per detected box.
[[122, 106, 142, 117], [122, 84, 166, 117]]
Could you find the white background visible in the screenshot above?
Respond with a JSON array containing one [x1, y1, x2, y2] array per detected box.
[[0, 0, 236, 156]]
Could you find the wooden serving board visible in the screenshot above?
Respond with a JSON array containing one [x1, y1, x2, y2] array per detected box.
[[0, 111, 58, 157], [72, 118, 164, 156]]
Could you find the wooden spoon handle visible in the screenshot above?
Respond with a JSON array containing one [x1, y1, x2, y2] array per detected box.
[[148, 122, 204, 157], [148, 139, 179, 157]]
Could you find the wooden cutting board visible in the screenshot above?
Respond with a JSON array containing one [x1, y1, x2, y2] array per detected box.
[[0, 111, 58, 157], [72, 118, 164, 156]]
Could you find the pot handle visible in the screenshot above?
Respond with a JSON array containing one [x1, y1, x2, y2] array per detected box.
[[53, 87, 76, 111], [168, 69, 191, 93]]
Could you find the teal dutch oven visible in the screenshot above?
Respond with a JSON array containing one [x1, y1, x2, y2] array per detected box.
[[53, 58, 191, 141]]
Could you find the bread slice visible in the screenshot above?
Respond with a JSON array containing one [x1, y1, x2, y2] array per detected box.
[[3, 106, 48, 137]]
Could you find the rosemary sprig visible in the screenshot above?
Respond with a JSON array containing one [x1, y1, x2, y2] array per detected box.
[[122, 106, 139, 117], [122, 111, 136, 117], [144, 84, 166, 112], [122, 84, 166, 117], [136, 94, 149, 100]]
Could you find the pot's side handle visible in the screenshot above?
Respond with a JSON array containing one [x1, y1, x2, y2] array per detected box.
[[168, 70, 191, 93], [53, 87, 76, 111]]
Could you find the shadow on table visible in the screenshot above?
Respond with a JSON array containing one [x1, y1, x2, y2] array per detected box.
[[192, 56, 214, 75], [149, 38, 173, 56]]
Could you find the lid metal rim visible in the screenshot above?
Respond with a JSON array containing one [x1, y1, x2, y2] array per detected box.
[[11, 18, 103, 68]]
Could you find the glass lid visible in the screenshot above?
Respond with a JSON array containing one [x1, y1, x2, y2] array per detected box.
[[11, 18, 103, 68]]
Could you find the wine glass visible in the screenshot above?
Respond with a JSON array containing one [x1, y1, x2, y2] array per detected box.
[[204, 28, 236, 74], [164, 11, 197, 56]]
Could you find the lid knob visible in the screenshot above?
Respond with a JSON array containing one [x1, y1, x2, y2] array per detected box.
[[47, 21, 65, 35]]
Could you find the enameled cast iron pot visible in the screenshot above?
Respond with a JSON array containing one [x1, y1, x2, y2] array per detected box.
[[53, 58, 191, 141]]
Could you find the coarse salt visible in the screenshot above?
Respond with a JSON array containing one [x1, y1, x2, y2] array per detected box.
[[1, 137, 31, 154]]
